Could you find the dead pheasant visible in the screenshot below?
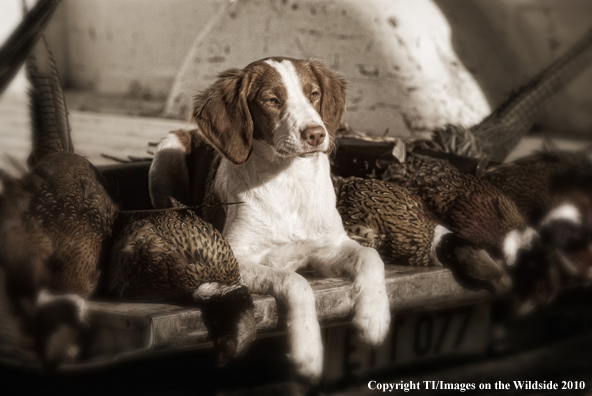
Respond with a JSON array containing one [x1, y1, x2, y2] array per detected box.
[[383, 153, 529, 259], [109, 207, 256, 363], [483, 152, 592, 280], [0, 40, 116, 368], [382, 151, 560, 305], [333, 176, 503, 285]]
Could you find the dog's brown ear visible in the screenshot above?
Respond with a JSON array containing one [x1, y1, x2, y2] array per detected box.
[[309, 60, 347, 136], [192, 68, 253, 165]]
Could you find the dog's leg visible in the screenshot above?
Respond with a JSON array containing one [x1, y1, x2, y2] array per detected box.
[[239, 262, 323, 381], [311, 239, 390, 346], [149, 131, 192, 208]]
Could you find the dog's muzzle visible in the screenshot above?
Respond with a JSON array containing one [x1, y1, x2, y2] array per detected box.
[[301, 126, 326, 147]]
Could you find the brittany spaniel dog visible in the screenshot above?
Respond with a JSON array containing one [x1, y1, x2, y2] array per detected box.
[[149, 57, 390, 379]]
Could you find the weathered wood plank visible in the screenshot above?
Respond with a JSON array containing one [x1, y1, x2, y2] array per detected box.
[[0, 96, 184, 168], [73, 264, 511, 368]]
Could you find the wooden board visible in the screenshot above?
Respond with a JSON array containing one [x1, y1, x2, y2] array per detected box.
[[58, 265, 511, 370]]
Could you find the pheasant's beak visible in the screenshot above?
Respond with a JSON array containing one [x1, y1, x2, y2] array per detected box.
[[511, 235, 562, 309], [234, 308, 256, 357], [33, 291, 89, 370], [554, 248, 580, 277], [576, 245, 592, 280], [201, 286, 256, 365], [586, 245, 592, 280], [216, 335, 236, 367], [216, 308, 256, 366], [553, 246, 592, 280]]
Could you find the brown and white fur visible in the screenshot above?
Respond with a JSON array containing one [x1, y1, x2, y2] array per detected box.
[[149, 58, 390, 380]]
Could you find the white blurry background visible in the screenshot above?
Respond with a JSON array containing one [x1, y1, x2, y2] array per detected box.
[[1, 0, 592, 165]]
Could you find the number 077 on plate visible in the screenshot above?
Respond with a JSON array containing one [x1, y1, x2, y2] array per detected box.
[[324, 303, 491, 381]]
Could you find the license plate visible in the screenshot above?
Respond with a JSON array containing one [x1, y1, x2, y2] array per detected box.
[[324, 304, 490, 381]]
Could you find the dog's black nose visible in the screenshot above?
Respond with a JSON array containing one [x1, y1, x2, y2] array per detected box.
[[301, 126, 326, 147]]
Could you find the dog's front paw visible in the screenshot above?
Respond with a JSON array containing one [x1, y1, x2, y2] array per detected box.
[[287, 317, 323, 381], [353, 287, 391, 346]]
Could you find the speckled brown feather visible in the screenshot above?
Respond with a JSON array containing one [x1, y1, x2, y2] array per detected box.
[[27, 42, 73, 166], [109, 208, 242, 301], [383, 152, 526, 252], [334, 176, 436, 266], [483, 155, 581, 224], [471, 28, 592, 162], [333, 175, 504, 282], [445, 191, 524, 250], [1, 154, 115, 301]]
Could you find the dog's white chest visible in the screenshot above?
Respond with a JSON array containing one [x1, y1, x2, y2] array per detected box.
[[216, 152, 346, 269]]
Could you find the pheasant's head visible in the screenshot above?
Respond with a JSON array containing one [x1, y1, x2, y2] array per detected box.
[[33, 290, 90, 370], [539, 202, 592, 280], [193, 283, 256, 364], [446, 190, 561, 304], [510, 235, 561, 311], [434, 229, 505, 284]]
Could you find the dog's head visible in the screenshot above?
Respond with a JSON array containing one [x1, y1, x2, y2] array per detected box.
[[192, 57, 347, 164]]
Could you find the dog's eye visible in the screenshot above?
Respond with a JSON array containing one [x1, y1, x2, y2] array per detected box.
[[310, 91, 320, 100], [267, 97, 281, 106]]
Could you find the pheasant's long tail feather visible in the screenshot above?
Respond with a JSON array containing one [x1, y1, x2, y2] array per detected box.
[[472, 27, 592, 162], [27, 36, 72, 165], [0, 0, 62, 95]]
